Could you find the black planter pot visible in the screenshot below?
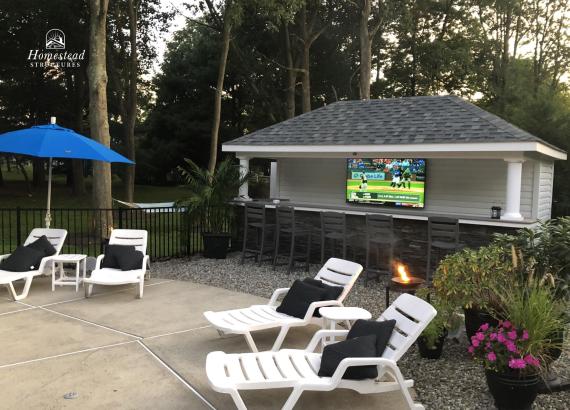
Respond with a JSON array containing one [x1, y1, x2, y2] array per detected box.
[[202, 232, 231, 259], [485, 370, 539, 410], [464, 308, 499, 340], [417, 330, 447, 359]]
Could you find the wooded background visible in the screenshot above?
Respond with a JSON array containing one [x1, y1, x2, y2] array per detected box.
[[0, 0, 569, 214]]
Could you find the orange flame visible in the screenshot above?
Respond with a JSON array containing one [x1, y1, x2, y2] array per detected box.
[[397, 263, 411, 283]]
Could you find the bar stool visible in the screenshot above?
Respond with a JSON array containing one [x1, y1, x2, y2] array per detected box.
[[320, 212, 347, 264], [240, 202, 275, 265], [364, 214, 397, 284], [425, 216, 460, 283], [273, 206, 312, 274]]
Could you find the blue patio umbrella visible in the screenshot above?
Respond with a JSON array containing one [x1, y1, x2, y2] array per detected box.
[[0, 117, 133, 228]]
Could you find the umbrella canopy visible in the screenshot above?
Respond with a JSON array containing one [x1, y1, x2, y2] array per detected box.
[[0, 124, 133, 164], [0, 120, 134, 228]]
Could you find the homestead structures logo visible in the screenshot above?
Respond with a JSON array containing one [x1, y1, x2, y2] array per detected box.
[[28, 29, 85, 68], [46, 29, 65, 49]]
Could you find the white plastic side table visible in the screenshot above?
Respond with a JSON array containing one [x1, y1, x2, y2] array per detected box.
[[319, 306, 372, 346], [51, 254, 87, 292]]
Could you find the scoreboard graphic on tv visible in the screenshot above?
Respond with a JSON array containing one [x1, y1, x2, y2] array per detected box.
[[346, 158, 426, 208]]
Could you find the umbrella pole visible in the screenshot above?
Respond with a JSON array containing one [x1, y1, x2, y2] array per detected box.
[[45, 157, 52, 228]]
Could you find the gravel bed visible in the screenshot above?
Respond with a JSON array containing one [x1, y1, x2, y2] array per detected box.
[[153, 253, 570, 410]]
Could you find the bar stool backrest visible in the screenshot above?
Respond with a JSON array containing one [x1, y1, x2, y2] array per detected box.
[[320, 211, 346, 234], [276, 205, 294, 230], [428, 216, 459, 245], [365, 214, 393, 238], [245, 202, 266, 226]]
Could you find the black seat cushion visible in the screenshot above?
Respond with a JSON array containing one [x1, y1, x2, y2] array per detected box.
[[347, 319, 397, 357], [115, 249, 145, 271], [26, 235, 57, 257], [276, 279, 326, 319], [0, 246, 45, 272], [101, 245, 136, 269], [302, 278, 344, 317], [318, 335, 378, 380]]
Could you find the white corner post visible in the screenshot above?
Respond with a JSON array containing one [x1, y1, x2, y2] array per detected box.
[[269, 161, 279, 199], [237, 156, 251, 201], [501, 159, 524, 221]]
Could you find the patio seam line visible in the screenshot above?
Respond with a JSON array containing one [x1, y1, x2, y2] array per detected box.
[[143, 325, 212, 340], [136, 340, 217, 410], [0, 340, 138, 369], [15, 301, 143, 339]]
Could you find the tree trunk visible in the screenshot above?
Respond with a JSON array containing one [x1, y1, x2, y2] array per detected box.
[[73, 70, 87, 196], [16, 158, 32, 196], [32, 158, 45, 188], [300, 6, 311, 113], [123, 0, 137, 202], [359, 0, 372, 100], [207, 9, 232, 175], [88, 0, 113, 237], [283, 22, 296, 119]]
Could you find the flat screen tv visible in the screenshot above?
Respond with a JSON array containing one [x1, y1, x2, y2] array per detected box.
[[346, 158, 426, 208]]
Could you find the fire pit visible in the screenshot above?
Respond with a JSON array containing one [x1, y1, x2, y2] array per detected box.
[[385, 263, 425, 308]]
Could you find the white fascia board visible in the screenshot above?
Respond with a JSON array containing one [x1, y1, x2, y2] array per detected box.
[[222, 141, 566, 160]]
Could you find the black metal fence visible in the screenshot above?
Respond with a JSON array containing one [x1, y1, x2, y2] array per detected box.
[[0, 207, 233, 260]]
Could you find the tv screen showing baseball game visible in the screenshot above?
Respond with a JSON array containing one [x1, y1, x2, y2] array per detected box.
[[346, 158, 426, 208]]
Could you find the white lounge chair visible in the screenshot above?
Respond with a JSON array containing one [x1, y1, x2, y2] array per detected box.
[[204, 258, 363, 352], [84, 229, 149, 299], [206, 293, 436, 410], [0, 228, 67, 301]]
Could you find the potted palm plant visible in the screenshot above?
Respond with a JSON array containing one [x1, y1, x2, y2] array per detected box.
[[176, 157, 249, 259]]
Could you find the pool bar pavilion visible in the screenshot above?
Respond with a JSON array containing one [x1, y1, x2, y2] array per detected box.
[[223, 96, 567, 278]]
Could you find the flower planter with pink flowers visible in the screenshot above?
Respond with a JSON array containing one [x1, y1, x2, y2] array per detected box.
[[469, 321, 541, 410]]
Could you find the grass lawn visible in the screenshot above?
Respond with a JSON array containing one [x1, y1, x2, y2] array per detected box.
[[0, 168, 189, 209]]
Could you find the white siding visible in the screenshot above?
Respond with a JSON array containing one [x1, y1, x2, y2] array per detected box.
[[537, 161, 554, 220], [278, 158, 535, 219]]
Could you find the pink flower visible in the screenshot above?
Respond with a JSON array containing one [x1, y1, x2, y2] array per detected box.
[[503, 320, 512, 329], [489, 333, 497, 341], [485, 342, 492, 349], [468, 346, 475, 354], [509, 358, 527, 369], [479, 323, 490, 332], [507, 330, 517, 340], [487, 352, 497, 362], [506, 341, 517, 352], [522, 330, 529, 341], [524, 355, 540, 367], [476, 332, 485, 341], [472, 339, 480, 347], [497, 333, 506, 343]]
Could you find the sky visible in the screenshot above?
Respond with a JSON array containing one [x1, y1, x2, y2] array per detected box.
[[152, 0, 190, 75]]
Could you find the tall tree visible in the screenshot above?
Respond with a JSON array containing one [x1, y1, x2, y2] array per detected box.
[[124, 0, 138, 202], [88, 0, 113, 236], [358, 0, 388, 99]]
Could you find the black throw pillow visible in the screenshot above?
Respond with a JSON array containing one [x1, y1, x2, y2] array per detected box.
[[347, 319, 397, 357], [276, 279, 326, 319], [0, 246, 45, 272], [115, 249, 144, 271], [26, 235, 57, 257], [101, 245, 136, 269], [302, 278, 344, 317], [318, 335, 378, 380]]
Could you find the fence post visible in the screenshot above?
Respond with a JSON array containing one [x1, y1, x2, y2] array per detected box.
[[118, 208, 124, 229], [16, 206, 21, 246], [185, 212, 191, 257]]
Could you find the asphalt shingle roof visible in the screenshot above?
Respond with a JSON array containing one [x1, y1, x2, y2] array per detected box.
[[224, 96, 565, 152]]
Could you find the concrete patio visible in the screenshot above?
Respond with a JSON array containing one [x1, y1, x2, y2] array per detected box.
[[0, 276, 414, 409]]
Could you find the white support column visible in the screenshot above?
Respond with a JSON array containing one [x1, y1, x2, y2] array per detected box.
[[269, 161, 279, 199], [237, 156, 251, 201], [501, 159, 524, 221]]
